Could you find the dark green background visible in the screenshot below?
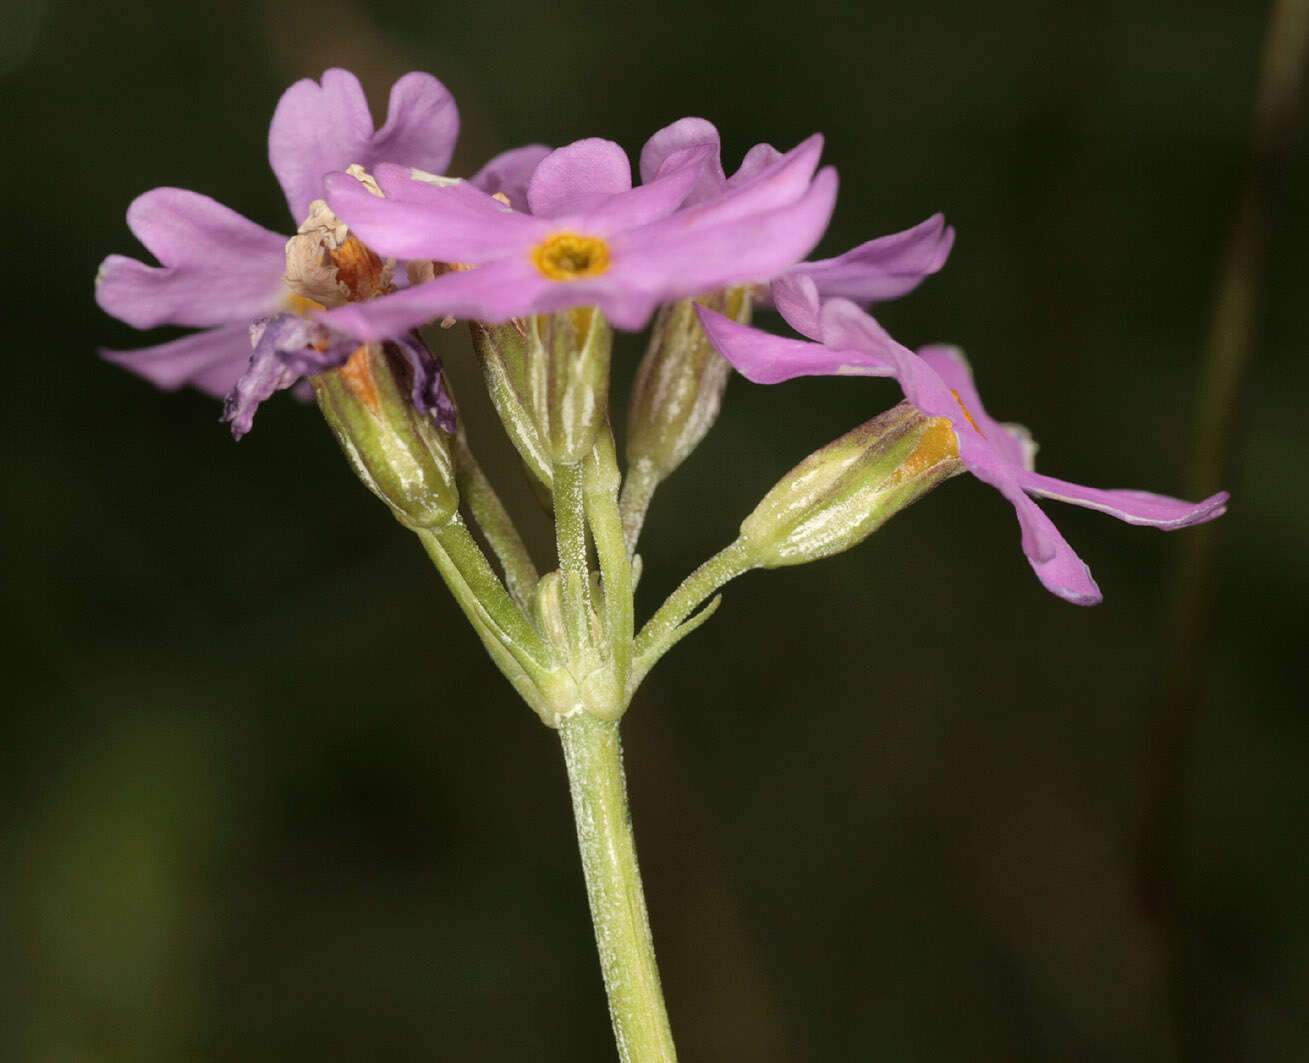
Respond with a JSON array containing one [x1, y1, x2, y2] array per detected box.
[[3, 0, 1305, 1059]]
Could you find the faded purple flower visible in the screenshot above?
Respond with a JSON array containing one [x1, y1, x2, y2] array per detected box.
[[319, 133, 838, 337], [698, 297, 1228, 604], [97, 69, 462, 404], [640, 117, 954, 323], [221, 314, 455, 439]]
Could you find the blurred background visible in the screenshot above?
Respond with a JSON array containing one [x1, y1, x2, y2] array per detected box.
[[3, 0, 1305, 1059]]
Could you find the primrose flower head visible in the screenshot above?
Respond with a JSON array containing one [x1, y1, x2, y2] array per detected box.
[[700, 297, 1229, 604], [318, 132, 838, 337]]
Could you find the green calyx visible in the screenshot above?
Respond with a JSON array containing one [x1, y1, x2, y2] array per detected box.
[[471, 306, 613, 487], [312, 343, 459, 530], [627, 286, 753, 485], [739, 402, 964, 568]]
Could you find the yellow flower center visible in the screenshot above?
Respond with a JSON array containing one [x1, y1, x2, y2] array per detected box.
[[531, 233, 610, 281]]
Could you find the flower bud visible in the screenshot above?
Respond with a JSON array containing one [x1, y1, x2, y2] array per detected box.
[[471, 306, 613, 476], [739, 402, 963, 567], [627, 287, 752, 484], [312, 341, 458, 530]]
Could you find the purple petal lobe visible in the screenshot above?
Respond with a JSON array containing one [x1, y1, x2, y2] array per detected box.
[[1019, 473, 1230, 528], [222, 314, 359, 438], [770, 273, 823, 339], [730, 143, 784, 186], [326, 166, 545, 262], [269, 69, 373, 222], [470, 144, 552, 210], [100, 323, 254, 396], [270, 69, 459, 223], [95, 189, 287, 330], [321, 256, 556, 337], [527, 139, 633, 218], [582, 145, 710, 231], [615, 165, 838, 300], [697, 305, 891, 384], [794, 212, 956, 302], [639, 117, 726, 205], [367, 72, 460, 179], [666, 134, 825, 234], [816, 298, 909, 368], [1004, 489, 1104, 604]]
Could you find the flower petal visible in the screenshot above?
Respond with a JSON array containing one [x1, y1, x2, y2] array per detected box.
[[100, 323, 254, 396], [366, 72, 460, 179], [665, 134, 825, 233], [794, 212, 955, 302], [729, 143, 784, 186], [320, 256, 557, 337], [614, 166, 838, 301], [326, 165, 545, 262], [270, 69, 458, 223], [527, 138, 633, 218], [581, 145, 710, 231], [95, 189, 287, 330], [1018, 473, 1230, 528], [269, 69, 373, 223], [968, 462, 1103, 604], [470, 144, 552, 210], [1007, 490, 1103, 604], [696, 305, 890, 384], [770, 273, 823, 339], [639, 117, 726, 205], [816, 299, 914, 374]]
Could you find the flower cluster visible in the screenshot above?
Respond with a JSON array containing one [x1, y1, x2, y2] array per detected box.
[[96, 67, 1226, 604]]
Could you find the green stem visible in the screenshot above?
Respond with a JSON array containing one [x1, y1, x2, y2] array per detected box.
[[414, 526, 549, 706], [618, 457, 661, 555], [584, 432, 634, 699], [417, 518, 549, 671], [559, 713, 677, 1063], [633, 539, 755, 679], [553, 460, 593, 656], [452, 430, 540, 610]]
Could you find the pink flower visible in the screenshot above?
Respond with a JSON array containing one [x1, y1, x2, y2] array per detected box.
[[699, 297, 1228, 604]]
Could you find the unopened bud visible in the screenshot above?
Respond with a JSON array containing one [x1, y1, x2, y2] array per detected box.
[[471, 306, 613, 479], [313, 342, 458, 529], [739, 402, 962, 567], [627, 287, 752, 484]]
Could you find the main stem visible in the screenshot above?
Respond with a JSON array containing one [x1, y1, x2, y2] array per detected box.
[[559, 712, 677, 1063]]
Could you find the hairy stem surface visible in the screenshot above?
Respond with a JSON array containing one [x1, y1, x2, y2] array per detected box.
[[560, 712, 677, 1063]]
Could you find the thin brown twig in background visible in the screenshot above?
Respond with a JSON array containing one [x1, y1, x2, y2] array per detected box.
[[1138, 1, 1309, 1058]]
